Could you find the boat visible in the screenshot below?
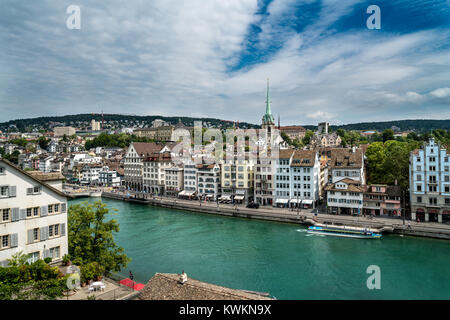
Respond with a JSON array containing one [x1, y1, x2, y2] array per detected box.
[[307, 223, 382, 239], [89, 191, 102, 197]]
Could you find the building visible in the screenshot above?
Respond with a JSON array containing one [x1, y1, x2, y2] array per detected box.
[[325, 178, 364, 215], [98, 169, 121, 187], [279, 125, 306, 142], [143, 151, 172, 195], [409, 138, 450, 223], [80, 164, 104, 185], [328, 147, 365, 184], [0, 159, 68, 266], [53, 126, 76, 138], [363, 184, 401, 217], [164, 166, 184, 197], [123, 142, 168, 191], [274, 149, 320, 208], [254, 150, 275, 206], [221, 157, 254, 204], [309, 131, 342, 148], [91, 119, 101, 131], [180, 159, 198, 198], [196, 162, 221, 201], [139, 273, 273, 300], [134, 126, 175, 142], [151, 119, 169, 128], [38, 155, 54, 173]]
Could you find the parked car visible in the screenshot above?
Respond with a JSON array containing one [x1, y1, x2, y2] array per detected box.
[[246, 202, 260, 209]]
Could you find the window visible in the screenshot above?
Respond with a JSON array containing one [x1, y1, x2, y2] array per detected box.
[[0, 186, 8, 198], [1, 235, 9, 249], [417, 196, 422, 203], [417, 185, 422, 192], [445, 186, 450, 193], [49, 247, 60, 260], [2, 209, 10, 222], [27, 252, 40, 264], [48, 205, 53, 214], [33, 228, 39, 241], [54, 204, 60, 213], [33, 207, 39, 217]]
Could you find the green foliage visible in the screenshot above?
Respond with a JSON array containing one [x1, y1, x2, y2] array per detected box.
[[2, 150, 20, 164], [44, 257, 52, 264], [9, 138, 28, 147], [68, 201, 130, 276], [37, 136, 49, 150], [365, 140, 421, 189], [81, 262, 105, 282], [0, 260, 68, 300], [7, 251, 29, 267], [302, 130, 314, 145], [382, 129, 395, 142], [84, 132, 155, 150]]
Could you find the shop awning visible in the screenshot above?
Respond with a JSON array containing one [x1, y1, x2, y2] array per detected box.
[[302, 200, 313, 205], [219, 195, 231, 200], [276, 198, 289, 204], [290, 199, 299, 203], [206, 194, 214, 198], [178, 190, 186, 196], [234, 195, 245, 200]]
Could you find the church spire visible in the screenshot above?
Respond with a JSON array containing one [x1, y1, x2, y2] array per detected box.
[[262, 78, 275, 125]]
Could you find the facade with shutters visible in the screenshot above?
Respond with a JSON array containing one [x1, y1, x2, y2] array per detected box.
[[0, 159, 68, 266]]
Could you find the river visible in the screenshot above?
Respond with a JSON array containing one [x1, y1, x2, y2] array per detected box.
[[69, 198, 450, 299]]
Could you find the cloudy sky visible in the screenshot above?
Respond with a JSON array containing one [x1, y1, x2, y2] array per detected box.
[[1, 0, 449, 125]]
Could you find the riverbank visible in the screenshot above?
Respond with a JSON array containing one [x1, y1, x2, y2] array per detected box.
[[100, 192, 450, 240]]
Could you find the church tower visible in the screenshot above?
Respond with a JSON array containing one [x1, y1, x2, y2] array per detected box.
[[261, 79, 276, 146]]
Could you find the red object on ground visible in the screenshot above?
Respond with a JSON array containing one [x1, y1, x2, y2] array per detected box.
[[119, 278, 145, 291]]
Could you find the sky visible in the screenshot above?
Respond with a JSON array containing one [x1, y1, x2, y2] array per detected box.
[[0, 0, 449, 125]]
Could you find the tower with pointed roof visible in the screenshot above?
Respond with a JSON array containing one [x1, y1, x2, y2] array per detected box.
[[261, 79, 276, 146]]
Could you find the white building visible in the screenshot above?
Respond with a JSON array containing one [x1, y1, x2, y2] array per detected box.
[[274, 149, 320, 208], [196, 162, 221, 201], [99, 169, 121, 187], [39, 156, 54, 173], [325, 178, 364, 215], [409, 138, 450, 223], [164, 166, 184, 197], [0, 159, 68, 266], [180, 160, 198, 198], [329, 147, 365, 184]]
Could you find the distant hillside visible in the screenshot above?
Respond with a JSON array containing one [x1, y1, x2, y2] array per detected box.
[[0, 114, 260, 132], [1, 115, 449, 133], [304, 119, 450, 133]]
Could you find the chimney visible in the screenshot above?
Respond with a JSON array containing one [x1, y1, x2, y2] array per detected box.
[[395, 179, 397, 186]]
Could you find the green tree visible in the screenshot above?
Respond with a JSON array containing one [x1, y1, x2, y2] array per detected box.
[[302, 130, 314, 145], [382, 129, 395, 142], [37, 136, 49, 150], [0, 259, 68, 300], [68, 201, 130, 275]]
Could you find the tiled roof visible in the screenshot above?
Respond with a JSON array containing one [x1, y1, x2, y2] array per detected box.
[[132, 142, 165, 157], [139, 273, 274, 300], [329, 148, 363, 168], [278, 148, 294, 159], [291, 150, 316, 167], [27, 171, 65, 182]]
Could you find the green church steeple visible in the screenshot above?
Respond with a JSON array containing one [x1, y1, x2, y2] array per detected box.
[[262, 78, 275, 125]]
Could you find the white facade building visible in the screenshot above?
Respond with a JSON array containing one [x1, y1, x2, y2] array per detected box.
[[409, 138, 450, 223], [0, 159, 68, 266]]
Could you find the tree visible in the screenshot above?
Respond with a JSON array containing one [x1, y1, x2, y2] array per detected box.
[[68, 201, 130, 275], [37, 136, 49, 150], [0, 258, 68, 300], [302, 130, 314, 145], [382, 129, 395, 142]]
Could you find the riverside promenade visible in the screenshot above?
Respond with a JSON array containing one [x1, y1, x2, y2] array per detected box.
[[97, 191, 450, 240]]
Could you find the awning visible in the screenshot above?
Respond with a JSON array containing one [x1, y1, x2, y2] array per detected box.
[[220, 195, 231, 200], [185, 191, 195, 196], [206, 194, 214, 198], [276, 198, 289, 204], [236, 190, 246, 195], [302, 200, 313, 205], [290, 199, 299, 203], [178, 190, 186, 196], [234, 195, 245, 200]]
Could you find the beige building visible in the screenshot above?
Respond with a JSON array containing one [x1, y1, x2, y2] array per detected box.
[[221, 157, 254, 204], [134, 126, 175, 142], [53, 126, 76, 138], [164, 166, 184, 197], [280, 125, 306, 142], [254, 150, 275, 206]]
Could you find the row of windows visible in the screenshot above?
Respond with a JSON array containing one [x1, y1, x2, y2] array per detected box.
[[328, 198, 362, 204], [1, 203, 64, 223]]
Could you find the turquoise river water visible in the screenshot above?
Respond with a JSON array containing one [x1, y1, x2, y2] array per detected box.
[[70, 198, 450, 300]]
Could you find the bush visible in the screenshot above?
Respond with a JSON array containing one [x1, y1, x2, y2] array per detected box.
[[81, 262, 105, 282], [44, 257, 52, 264]]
